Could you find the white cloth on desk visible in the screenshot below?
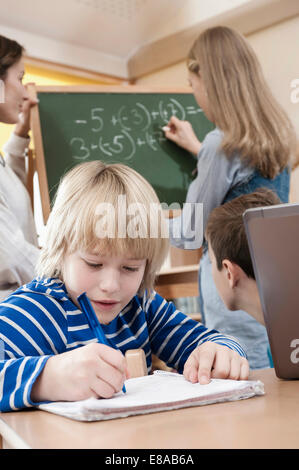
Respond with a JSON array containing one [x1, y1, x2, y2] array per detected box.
[[0, 133, 39, 301]]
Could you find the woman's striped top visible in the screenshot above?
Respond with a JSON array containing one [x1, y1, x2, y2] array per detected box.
[[0, 277, 246, 411]]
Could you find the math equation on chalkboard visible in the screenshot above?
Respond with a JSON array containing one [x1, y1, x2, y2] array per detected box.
[[69, 98, 203, 162], [37, 91, 214, 205]]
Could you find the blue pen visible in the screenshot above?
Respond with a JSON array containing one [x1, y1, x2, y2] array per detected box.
[[78, 292, 126, 393]]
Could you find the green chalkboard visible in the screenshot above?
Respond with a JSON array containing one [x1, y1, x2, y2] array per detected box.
[[34, 87, 214, 213]]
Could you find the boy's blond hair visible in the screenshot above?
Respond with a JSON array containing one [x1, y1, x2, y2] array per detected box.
[[36, 161, 169, 293], [187, 26, 297, 178], [205, 188, 281, 279]]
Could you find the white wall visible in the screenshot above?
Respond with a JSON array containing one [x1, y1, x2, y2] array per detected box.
[[248, 15, 299, 136]]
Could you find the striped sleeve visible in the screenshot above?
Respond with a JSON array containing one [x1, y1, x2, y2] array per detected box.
[[145, 291, 247, 373], [0, 356, 50, 411], [0, 292, 68, 412]]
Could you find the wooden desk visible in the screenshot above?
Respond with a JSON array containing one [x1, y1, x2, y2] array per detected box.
[[1, 368, 299, 449]]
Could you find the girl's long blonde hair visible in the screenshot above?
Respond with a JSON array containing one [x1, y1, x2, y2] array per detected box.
[[188, 26, 297, 178]]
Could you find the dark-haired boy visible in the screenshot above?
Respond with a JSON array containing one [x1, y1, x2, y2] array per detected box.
[[205, 188, 281, 365]]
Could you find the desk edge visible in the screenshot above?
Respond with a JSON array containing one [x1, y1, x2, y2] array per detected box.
[[0, 416, 31, 449]]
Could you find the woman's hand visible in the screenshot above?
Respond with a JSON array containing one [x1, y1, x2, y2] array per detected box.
[[31, 343, 129, 403], [14, 84, 39, 138], [183, 341, 249, 385], [163, 115, 202, 156]]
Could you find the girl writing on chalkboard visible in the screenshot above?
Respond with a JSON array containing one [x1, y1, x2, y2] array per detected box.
[[0, 160, 249, 411], [0, 34, 39, 301], [163, 26, 297, 370]]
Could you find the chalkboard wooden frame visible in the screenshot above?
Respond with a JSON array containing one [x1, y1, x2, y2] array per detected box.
[[28, 84, 204, 224]]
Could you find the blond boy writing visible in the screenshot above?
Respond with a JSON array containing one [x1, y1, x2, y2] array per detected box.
[[0, 162, 248, 411]]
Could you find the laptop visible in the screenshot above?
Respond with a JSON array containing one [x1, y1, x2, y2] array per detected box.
[[243, 202, 299, 379]]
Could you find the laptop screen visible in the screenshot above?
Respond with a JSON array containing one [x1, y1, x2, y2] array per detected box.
[[243, 203, 299, 379]]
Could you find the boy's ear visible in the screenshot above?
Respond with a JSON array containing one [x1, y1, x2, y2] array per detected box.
[[222, 259, 244, 288]]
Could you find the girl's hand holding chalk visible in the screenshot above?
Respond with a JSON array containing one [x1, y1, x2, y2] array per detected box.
[[162, 116, 202, 156]]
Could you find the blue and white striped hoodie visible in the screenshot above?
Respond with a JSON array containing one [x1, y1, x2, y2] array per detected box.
[[0, 277, 246, 411]]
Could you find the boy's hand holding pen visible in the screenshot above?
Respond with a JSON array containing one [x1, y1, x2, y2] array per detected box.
[[31, 292, 129, 404], [78, 293, 127, 394], [31, 341, 129, 403]]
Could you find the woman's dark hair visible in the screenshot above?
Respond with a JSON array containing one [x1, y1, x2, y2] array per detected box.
[[0, 35, 24, 79]]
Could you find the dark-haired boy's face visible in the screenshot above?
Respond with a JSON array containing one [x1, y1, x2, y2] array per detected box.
[[208, 245, 235, 310]]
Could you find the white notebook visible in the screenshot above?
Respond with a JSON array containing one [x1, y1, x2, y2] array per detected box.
[[38, 371, 264, 422]]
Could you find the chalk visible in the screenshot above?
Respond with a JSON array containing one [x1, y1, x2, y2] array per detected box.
[[162, 126, 171, 132]]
